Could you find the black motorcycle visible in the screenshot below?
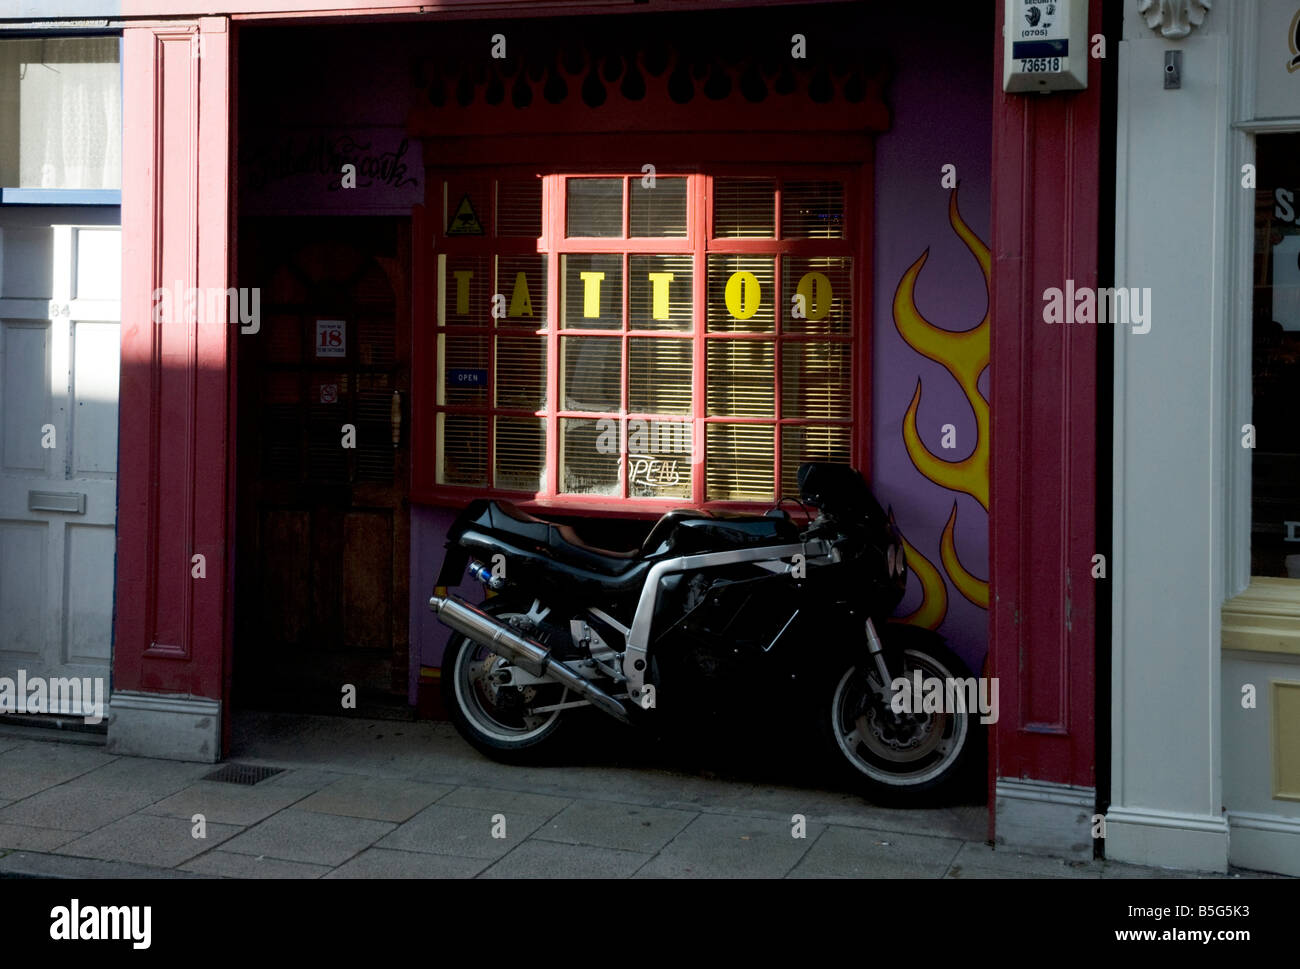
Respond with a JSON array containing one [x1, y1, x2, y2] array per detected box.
[[429, 462, 980, 804]]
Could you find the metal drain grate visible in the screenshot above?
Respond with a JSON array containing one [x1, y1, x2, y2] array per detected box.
[[202, 763, 285, 785]]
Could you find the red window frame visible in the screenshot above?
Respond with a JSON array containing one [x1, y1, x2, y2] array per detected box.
[[412, 163, 871, 518]]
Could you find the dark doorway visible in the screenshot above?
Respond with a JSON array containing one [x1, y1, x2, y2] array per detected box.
[[234, 216, 412, 717]]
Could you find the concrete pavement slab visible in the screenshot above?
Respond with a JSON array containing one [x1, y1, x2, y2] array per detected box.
[[480, 839, 652, 878], [0, 743, 117, 800], [653, 781, 986, 843], [1097, 861, 1228, 879], [0, 784, 159, 832], [2, 720, 1262, 880], [0, 849, 203, 879], [180, 850, 332, 879], [325, 846, 491, 878], [787, 825, 964, 878], [141, 779, 314, 826], [220, 809, 395, 867], [375, 803, 547, 859], [635, 813, 820, 878], [944, 842, 1100, 879], [55, 813, 242, 868], [74, 756, 212, 796], [0, 821, 81, 851], [295, 777, 453, 822], [230, 713, 453, 780], [437, 785, 572, 818], [532, 799, 696, 854], [256, 768, 352, 792]]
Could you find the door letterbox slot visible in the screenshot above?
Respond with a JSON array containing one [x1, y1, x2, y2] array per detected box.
[[28, 491, 86, 514]]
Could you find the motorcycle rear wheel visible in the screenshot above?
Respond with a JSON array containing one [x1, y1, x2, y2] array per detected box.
[[441, 597, 573, 765]]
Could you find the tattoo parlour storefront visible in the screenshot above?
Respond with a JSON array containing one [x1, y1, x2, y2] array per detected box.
[[0, 0, 1105, 864]]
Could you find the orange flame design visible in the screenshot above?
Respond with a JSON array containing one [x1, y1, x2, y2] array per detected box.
[[898, 534, 947, 629], [893, 186, 990, 617]]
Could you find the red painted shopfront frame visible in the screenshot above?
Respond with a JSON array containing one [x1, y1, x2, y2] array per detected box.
[[986, 0, 1101, 838], [412, 153, 874, 521]]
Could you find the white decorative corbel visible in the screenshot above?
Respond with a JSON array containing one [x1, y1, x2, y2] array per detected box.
[[1137, 0, 1212, 39]]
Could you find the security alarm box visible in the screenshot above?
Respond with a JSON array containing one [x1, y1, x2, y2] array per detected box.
[[1003, 0, 1089, 93]]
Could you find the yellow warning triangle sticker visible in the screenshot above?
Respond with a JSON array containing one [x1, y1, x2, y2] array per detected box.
[[447, 194, 484, 236]]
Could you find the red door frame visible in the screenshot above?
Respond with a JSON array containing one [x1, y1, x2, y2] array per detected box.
[[987, 0, 1102, 838], [115, 16, 234, 721]]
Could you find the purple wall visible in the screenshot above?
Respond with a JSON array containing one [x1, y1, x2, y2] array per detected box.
[[870, 9, 993, 674]]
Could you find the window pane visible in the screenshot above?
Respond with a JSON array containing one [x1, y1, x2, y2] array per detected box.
[[562, 254, 622, 329], [1252, 133, 1300, 577], [566, 178, 622, 237], [706, 423, 773, 501], [439, 254, 490, 326], [630, 338, 692, 414], [630, 254, 692, 331], [438, 413, 488, 486], [783, 257, 852, 336], [0, 38, 121, 190], [713, 178, 775, 238], [630, 177, 687, 237], [783, 341, 851, 420], [782, 180, 845, 238], [707, 255, 775, 332], [707, 339, 774, 417], [439, 333, 489, 406], [496, 254, 547, 326], [495, 417, 545, 492], [445, 176, 491, 237], [561, 335, 621, 412], [781, 425, 851, 498], [497, 177, 543, 238], [560, 417, 619, 495], [629, 422, 692, 500], [495, 335, 546, 410]]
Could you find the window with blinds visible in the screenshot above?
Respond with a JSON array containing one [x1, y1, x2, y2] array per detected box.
[[431, 170, 858, 506]]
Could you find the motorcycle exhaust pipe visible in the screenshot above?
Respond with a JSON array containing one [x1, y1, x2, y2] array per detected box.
[[429, 594, 631, 724]]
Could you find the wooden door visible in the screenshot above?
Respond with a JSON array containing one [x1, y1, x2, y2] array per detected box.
[[235, 217, 411, 714], [0, 219, 120, 719]]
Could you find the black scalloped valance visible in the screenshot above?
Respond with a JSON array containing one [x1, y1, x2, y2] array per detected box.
[[409, 5, 892, 138]]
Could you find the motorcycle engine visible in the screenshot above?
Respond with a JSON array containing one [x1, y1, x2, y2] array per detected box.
[[684, 574, 712, 613]]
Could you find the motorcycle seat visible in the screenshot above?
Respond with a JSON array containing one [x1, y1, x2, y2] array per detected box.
[[488, 501, 643, 574], [640, 508, 713, 555]]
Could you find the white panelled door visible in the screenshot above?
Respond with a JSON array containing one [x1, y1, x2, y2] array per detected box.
[[0, 220, 120, 716]]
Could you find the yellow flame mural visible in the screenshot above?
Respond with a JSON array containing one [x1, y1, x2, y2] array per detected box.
[[893, 186, 990, 623]]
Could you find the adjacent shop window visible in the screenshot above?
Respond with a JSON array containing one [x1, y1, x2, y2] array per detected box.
[[1252, 134, 1300, 577], [431, 171, 857, 505], [0, 37, 122, 193]]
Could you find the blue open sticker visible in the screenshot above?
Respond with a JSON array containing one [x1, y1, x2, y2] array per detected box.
[[447, 368, 488, 387]]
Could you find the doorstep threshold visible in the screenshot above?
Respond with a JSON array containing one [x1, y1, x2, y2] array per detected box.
[[0, 714, 107, 746]]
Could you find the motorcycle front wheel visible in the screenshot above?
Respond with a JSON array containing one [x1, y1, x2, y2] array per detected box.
[[440, 597, 573, 765], [819, 627, 983, 806]]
